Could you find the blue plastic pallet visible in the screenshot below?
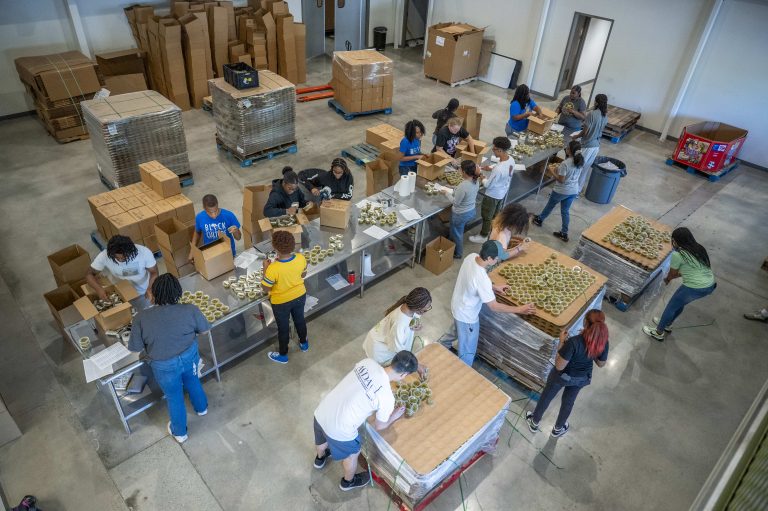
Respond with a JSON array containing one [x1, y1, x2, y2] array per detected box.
[[603, 129, 631, 144], [216, 137, 298, 167], [340, 143, 380, 166], [665, 157, 739, 182], [327, 99, 392, 121]]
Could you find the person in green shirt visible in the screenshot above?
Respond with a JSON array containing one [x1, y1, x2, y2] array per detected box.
[[643, 227, 715, 341]]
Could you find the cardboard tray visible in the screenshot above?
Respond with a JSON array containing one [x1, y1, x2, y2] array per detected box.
[[374, 343, 510, 475], [488, 241, 607, 335], [580, 205, 673, 271]]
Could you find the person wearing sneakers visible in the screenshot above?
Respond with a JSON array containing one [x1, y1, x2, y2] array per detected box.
[[532, 140, 585, 243], [313, 351, 419, 491], [470, 137, 516, 245], [451, 241, 536, 366], [487, 203, 531, 261], [262, 231, 309, 363], [128, 274, 210, 443], [440, 160, 480, 260], [526, 309, 609, 438], [643, 227, 716, 341], [744, 307, 768, 322]]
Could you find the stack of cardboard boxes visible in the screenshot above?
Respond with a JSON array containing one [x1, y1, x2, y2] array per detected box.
[[331, 50, 394, 114], [96, 50, 149, 95], [424, 23, 485, 84], [44, 244, 92, 339], [14, 51, 103, 143], [154, 218, 195, 278], [87, 161, 195, 255], [364, 123, 405, 194], [456, 104, 482, 139], [241, 184, 272, 246]]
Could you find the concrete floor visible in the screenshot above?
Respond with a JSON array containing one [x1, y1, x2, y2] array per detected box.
[[0, 46, 767, 510]]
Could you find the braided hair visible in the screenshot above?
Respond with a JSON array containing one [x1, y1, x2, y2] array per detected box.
[[671, 227, 710, 268], [492, 203, 530, 235], [106, 235, 138, 264], [152, 273, 182, 306], [385, 287, 432, 316], [330, 157, 350, 176]]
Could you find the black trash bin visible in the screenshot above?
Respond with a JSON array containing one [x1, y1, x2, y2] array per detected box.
[[373, 27, 387, 51]]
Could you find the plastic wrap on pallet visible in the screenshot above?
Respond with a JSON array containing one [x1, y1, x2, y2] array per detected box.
[[573, 238, 671, 301], [81, 91, 190, 188], [209, 75, 296, 157], [362, 406, 507, 507], [332, 50, 394, 83]]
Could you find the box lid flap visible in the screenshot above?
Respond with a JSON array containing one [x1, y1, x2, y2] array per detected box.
[[73, 296, 99, 320]]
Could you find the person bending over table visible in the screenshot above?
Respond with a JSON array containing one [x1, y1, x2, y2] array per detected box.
[[433, 117, 475, 161], [264, 166, 308, 217], [470, 136, 515, 244], [488, 203, 531, 261], [190, 194, 241, 259], [299, 157, 354, 202], [128, 273, 210, 444], [313, 351, 418, 491], [451, 241, 535, 366], [87, 234, 158, 310], [505, 84, 542, 135], [398, 119, 426, 177], [363, 287, 432, 376]]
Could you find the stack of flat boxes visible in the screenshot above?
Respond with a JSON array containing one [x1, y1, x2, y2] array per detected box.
[[87, 161, 195, 254], [331, 50, 393, 114]]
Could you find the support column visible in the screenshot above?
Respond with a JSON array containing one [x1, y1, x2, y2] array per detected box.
[[64, 0, 91, 57], [526, 0, 551, 88]]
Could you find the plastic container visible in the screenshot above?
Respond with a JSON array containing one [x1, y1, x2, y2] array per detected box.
[[373, 27, 387, 51], [223, 62, 259, 90], [585, 156, 626, 204]]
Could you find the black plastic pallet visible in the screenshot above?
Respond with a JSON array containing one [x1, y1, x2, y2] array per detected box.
[[327, 99, 392, 121], [215, 136, 298, 167]]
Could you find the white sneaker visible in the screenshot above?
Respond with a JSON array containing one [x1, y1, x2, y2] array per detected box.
[[196, 409, 208, 416], [651, 317, 672, 333], [167, 421, 188, 443], [469, 235, 487, 244]]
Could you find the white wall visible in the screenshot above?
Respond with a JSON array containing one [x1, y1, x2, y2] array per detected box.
[[572, 17, 611, 86], [368, 0, 396, 46], [670, 0, 768, 167]]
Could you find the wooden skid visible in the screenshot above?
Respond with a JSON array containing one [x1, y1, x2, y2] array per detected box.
[[327, 99, 392, 121], [215, 136, 298, 167], [665, 157, 739, 182], [341, 143, 380, 166], [605, 105, 641, 131], [425, 75, 478, 87]]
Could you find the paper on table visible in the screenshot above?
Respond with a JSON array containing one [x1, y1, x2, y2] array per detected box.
[[551, 123, 565, 132], [90, 342, 131, 370], [356, 198, 377, 209], [83, 359, 114, 383], [399, 208, 421, 222], [326, 274, 350, 291], [364, 225, 390, 240], [234, 250, 259, 268]]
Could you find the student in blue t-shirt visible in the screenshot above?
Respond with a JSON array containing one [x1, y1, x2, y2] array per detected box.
[[190, 194, 241, 257], [398, 120, 426, 176], [505, 84, 542, 135]]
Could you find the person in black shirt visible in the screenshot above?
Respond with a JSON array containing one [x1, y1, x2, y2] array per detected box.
[[298, 158, 354, 202], [431, 98, 459, 145], [525, 309, 609, 438], [433, 117, 475, 160], [264, 166, 308, 217]]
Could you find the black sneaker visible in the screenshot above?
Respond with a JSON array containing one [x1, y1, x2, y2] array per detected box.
[[313, 448, 331, 469], [551, 422, 570, 438], [339, 471, 370, 491], [525, 411, 540, 433], [532, 215, 543, 227], [553, 231, 569, 242]]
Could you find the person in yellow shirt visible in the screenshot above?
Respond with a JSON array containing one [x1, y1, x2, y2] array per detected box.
[[262, 231, 308, 364]]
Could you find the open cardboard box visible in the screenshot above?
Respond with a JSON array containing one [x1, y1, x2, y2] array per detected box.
[[257, 211, 308, 243], [527, 107, 557, 135], [457, 140, 489, 164], [320, 199, 352, 229], [424, 236, 455, 275], [73, 280, 138, 332], [365, 158, 392, 196], [47, 244, 91, 285], [154, 218, 193, 252], [191, 238, 234, 280], [43, 284, 82, 334], [416, 151, 452, 181]]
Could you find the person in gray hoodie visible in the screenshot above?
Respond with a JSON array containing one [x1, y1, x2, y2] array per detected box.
[[441, 160, 480, 259]]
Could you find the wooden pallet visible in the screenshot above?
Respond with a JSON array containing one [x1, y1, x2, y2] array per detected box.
[[665, 157, 739, 182], [425, 75, 479, 87], [327, 99, 392, 120], [215, 135, 298, 167], [602, 105, 640, 143], [340, 143, 380, 166]]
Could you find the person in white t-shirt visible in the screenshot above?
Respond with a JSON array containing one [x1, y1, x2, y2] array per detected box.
[[470, 137, 516, 244], [87, 235, 158, 309], [313, 351, 418, 491], [451, 241, 536, 366], [363, 287, 432, 375]]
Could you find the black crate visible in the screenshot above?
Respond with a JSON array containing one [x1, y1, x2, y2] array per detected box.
[[223, 62, 259, 89]]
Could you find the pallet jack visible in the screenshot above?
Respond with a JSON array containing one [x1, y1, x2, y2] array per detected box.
[[296, 84, 334, 103]]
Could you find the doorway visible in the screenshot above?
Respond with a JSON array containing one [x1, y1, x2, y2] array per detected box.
[[555, 13, 613, 105], [401, 0, 428, 47], [302, 0, 368, 59]]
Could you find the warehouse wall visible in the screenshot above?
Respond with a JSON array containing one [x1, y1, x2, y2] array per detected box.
[[571, 17, 611, 87], [669, 0, 768, 168], [368, 0, 396, 47]]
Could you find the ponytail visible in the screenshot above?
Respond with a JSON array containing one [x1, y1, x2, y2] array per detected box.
[[385, 287, 432, 316], [582, 309, 608, 358], [461, 160, 479, 184], [569, 140, 584, 168], [594, 94, 608, 117], [282, 166, 298, 184]]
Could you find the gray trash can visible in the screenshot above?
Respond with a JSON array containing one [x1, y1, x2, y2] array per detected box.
[[373, 27, 387, 51], [585, 156, 627, 204]]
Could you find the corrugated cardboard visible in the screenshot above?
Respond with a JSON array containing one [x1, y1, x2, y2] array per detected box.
[[257, 212, 307, 243], [150, 168, 182, 198], [143, 235, 159, 253], [116, 196, 144, 212], [44, 284, 81, 333], [527, 107, 557, 135], [165, 194, 195, 224], [423, 236, 455, 275], [219, 0, 237, 41], [260, 13, 278, 73], [365, 158, 393, 196], [457, 104, 481, 140], [243, 184, 272, 221], [159, 242, 193, 269], [47, 245, 91, 285], [148, 200, 176, 224], [15, 51, 101, 102], [158, 19, 192, 110], [331, 50, 393, 113], [139, 160, 164, 184], [146, 16, 168, 95], [109, 212, 142, 241], [164, 257, 196, 278], [179, 13, 211, 109], [192, 238, 234, 280], [319, 199, 351, 229], [293, 23, 306, 84], [457, 140, 489, 164], [376, 343, 510, 474], [275, 14, 297, 83], [365, 123, 404, 151], [96, 49, 147, 76], [104, 74, 148, 95], [207, 4, 229, 77], [129, 206, 159, 238], [73, 280, 138, 332], [87, 192, 114, 216], [416, 151, 452, 181], [154, 218, 194, 251], [424, 23, 484, 84]]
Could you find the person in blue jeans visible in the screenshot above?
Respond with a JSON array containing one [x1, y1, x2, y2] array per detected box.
[[643, 227, 716, 341], [450, 241, 535, 366], [532, 140, 585, 242], [128, 274, 210, 444], [398, 119, 425, 176], [440, 160, 480, 259]]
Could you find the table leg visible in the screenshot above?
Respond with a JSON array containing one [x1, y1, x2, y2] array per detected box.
[[208, 330, 221, 382], [107, 380, 132, 435], [536, 155, 553, 198], [360, 250, 366, 298]]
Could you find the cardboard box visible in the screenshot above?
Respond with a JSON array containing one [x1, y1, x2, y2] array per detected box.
[[166, 194, 195, 223], [331, 50, 393, 114], [148, 200, 176, 224], [159, 243, 193, 269], [243, 184, 272, 220], [229, 42, 247, 60], [95, 49, 147, 76], [275, 14, 297, 83], [191, 238, 234, 280], [457, 104, 482, 140], [207, 4, 230, 77], [116, 196, 144, 212], [154, 218, 194, 252], [109, 212, 142, 241], [257, 212, 308, 243], [260, 13, 278, 73], [319, 199, 352, 229], [293, 23, 306, 84], [179, 13, 210, 109], [129, 206, 159, 238], [527, 107, 557, 135], [158, 19, 192, 110], [139, 160, 164, 185], [365, 123, 404, 151], [143, 235, 159, 253], [416, 151, 452, 181], [424, 23, 484, 84], [47, 245, 91, 285], [424, 236, 455, 275], [165, 259, 196, 278], [150, 168, 182, 198], [104, 73, 148, 95], [365, 158, 393, 196], [15, 51, 101, 102], [143, 189, 164, 203], [73, 280, 138, 331], [87, 192, 114, 216], [457, 140, 489, 164]]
